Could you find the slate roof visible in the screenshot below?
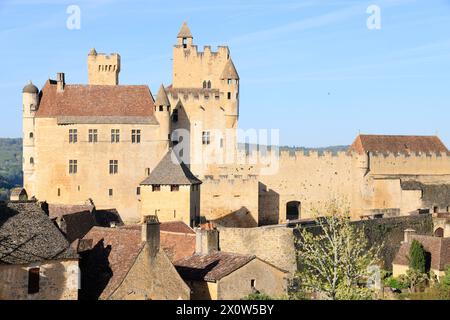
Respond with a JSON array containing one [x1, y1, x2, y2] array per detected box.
[[220, 59, 239, 80], [349, 134, 449, 155], [393, 235, 450, 271], [79, 227, 145, 300], [177, 21, 192, 38], [47, 203, 95, 220], [93, 208, 124, 228], [60, 210, 96, 244], [10, 187, 27, 199], [140, 149, 202, 185], [0, 201, 78, 265], [175, 251, 256, 282], [36, 80, 157, 124], [23, 81, 38, 94]]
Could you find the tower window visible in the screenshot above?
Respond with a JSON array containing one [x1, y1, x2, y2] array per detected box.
[[182, 37, 187, 48], [202, 131, 210, 145], [28, 268, 40, 294], [57, 188, 61, 197], [69, 129, 78, 143], [227, 79, 232, 85], [145, 168, 151, 176], [29, 132, 34, 139], [136, 187, 141, 195], [207, 80, 211, 89], [111, 129, 120, 143], [203, 81, 207, 89], [109, 160, 118, 174], [152, 185, 161, 192], [69, 160, 77, 174], [227, 92, 231, 100], [132, 129, 141, 143], [159, 105, 164, 111], [109, 189, 113, 197], [171, 185, 179, 192], [88, 129, 98, 143], [30, 157, 34, 165], [172, 109, 178, 122]]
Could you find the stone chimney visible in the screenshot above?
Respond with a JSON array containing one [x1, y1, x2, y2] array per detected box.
[[141, 215, 160, 258], [403, 228, 416, 243], [195, 228, 219, 255], [56, 72, 65, 92]]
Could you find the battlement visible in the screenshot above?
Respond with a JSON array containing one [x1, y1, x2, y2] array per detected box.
[[174, 44, 229, 59], [167, 88, 222, 102], [87, 49, 120, 85]]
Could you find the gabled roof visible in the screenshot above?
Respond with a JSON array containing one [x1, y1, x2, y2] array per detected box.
[[47, 203, 95, 220], [60, 210, 96, 244], [393, 235, 450, 271], [0, 201, 78, 264], [349, 134, 449, 154], [177, 21, 192, 38], [155, 84, 170, 107], [175, 251, 255, 282], [36, 80, 157, 124], [220, 59, 239, 80], [80, 227, 145, 300], [140, 149, 202, 185]]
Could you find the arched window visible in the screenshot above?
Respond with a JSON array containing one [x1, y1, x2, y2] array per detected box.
[[30, 157, 34, 165], [203, 81, 207, 89], [29, 132, 33, 139], [207, 80, 211, 89], [434, 227, 444, 237]]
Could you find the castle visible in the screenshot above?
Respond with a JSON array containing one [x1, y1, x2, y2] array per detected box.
[[21, 22, 450, 226]]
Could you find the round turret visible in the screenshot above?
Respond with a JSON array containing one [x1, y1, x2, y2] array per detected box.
[[22, 81, 38, 94]]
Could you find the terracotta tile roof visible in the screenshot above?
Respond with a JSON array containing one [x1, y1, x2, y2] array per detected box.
[[47, 203, 95, 220], [36, 80, 157, 122], [0, 201, 78, 264], [393, 235, 450, 271], [349, 134, 449, 154], [174, 251, 255, 282], [160, 221, 195, 234], [140, 149, 202, 185], [80, 227, 144, 300]]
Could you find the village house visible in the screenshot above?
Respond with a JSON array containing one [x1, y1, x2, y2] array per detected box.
[[0, 201, 79, 300], [78, 215, 190, 300], [174, 227, 289, 300], [393, 229, 450, 279]]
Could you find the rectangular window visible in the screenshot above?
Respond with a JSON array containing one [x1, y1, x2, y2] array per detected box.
[[109, 189, 113, 197], [28, 268, 40, 294], [145, 168, 150, 176], [69, 160, 77, 174], [251, 279, 256, 288], [172, 109, 178, 122], [109, 160, 118, 174], [171, 185, 179, 192], [111, 129, 120, 143], [88, 129, 98, 143], [202, 131, 210, 145], [152, 185, 161, 192], [57, 188, 61, 197], [69, 129, 77, 143], [227, 79, 232, 85], [227, 92, 231, 100], [136, 187, 141, 195], [132, 129, 141, 144]]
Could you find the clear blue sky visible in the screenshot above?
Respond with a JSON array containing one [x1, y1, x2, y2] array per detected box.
[[1, 0, 450, 147]]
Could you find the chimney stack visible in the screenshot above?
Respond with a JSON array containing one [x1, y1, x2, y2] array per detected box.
[[195, 227, 219, 255], [141, 215, 160, 258], [56, 73, 65, 92], [403, 228, 416, 243]]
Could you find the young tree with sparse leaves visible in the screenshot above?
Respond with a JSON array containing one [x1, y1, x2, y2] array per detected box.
[[294, 202, 381, 300]]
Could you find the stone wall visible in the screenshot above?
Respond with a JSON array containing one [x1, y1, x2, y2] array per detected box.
[[218, 226, 297, 275]]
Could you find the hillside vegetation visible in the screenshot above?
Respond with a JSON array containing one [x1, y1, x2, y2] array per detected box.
[[0, 138, 22, 200]]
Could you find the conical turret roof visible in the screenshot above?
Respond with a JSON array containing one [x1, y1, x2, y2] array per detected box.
[[220, 59, 239, 80], [155, 84, 170, 106], [177, 21, 193, 38]]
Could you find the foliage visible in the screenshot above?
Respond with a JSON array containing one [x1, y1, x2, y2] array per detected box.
[[0, 138, 22, 200], [408, 239, 427, 273], [242, 293, 274, 300], [294, 201, 382, 300], [384, 276, 409, 290]]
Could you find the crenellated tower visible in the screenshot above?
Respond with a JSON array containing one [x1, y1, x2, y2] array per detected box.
[[87, 48, 121, 85], [22, 80, 39, 197]]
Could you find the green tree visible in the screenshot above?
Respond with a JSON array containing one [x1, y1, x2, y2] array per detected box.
[[294, 202, 381, 300], [408, 239, 426, 273]]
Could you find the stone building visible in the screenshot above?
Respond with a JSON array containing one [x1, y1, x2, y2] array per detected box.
[[392, 230, 450, 279], [78, 216, 190, 300], [21, 22, 450, 226], [139, 149, 202, 227], [174, 228, 288, 300], [0, 201, 79, 300]]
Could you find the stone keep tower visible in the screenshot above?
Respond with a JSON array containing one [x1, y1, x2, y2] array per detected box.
[[87, 48, 121, 85], [171, 22, 240, 172], [22, 81, 39, 197], [154, 84, 171, 150]]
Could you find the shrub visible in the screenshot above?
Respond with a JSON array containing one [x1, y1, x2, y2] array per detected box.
[[408, 239, 426, 273]]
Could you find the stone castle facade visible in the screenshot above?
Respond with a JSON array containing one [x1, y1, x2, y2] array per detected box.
[[21, 22, 450, 225]]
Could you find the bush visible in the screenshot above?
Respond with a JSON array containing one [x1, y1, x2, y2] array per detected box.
[[384, 276, 408, 290], [408, 239, 426, 273], [242, 293, 274, 300]]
